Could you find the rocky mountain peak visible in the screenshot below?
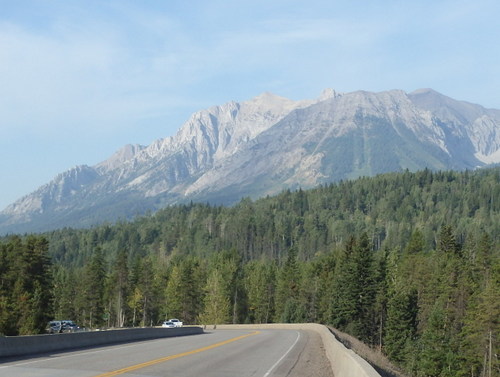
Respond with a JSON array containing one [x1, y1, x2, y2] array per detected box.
[[96, 144, 145, 172], [1, 88, 499, 234], [318, 88, 339, 100]]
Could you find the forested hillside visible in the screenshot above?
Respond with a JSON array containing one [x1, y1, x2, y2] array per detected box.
[[1, 167, 499, 377]]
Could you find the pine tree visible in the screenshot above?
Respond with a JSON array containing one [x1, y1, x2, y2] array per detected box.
[[200, 268, 231, 325], [405, 228, 426, 254], [315, 251, 337, 324], [460, 247, 499, 377], [244, 260, 276, 323], [0, 240, 14, 335], [384, 289, 418, 363], [137, 257, 158, 327], [330, 234, 376, 341], [350, 233, 376, 340], [52, 266, 79, 322], [164, 264, 184, 320], [417, 300, 459, 377], [13, 236, 53, 335], [0, 236, 54, 335], [438, 225, 460, 256], [109, 249, 129, 327], [274, 247, 304, 323], [330, 236, 357, 329], [81, 247, 106, 328], [164, 257, 205, 324]]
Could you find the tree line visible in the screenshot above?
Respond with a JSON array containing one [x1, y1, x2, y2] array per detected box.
[[1, 167, 499, 377]]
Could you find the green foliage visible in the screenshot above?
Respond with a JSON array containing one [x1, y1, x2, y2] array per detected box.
[[107, 249, 129, 327], [0, 236, 53, 335], [200, 268, 231, 325], [330, 234, 377, 341], [199, 250, 242, 325], [417, 301, 459, 377], [274, 247, 304, 323], [244, 260, 276, 323], [384, 289, 418, 364], [164, 257, 205, 324], [81, 246, 106, 328], [129, 256, 161, 327], [459, 240, 500, 377]]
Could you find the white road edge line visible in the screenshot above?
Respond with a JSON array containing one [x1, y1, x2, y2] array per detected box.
[[263, 331, 301, 377]]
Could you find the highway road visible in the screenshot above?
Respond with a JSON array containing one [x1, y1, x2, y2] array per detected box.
[[0, 329, 334, 377]]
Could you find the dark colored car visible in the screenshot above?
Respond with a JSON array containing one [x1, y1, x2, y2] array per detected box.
[[46, 320, 79, 334]]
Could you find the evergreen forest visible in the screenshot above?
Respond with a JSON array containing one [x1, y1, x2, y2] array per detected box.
[[1, 167, 499, 377]]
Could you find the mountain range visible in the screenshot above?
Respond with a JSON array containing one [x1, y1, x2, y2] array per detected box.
[[1, 88, 500, 234]]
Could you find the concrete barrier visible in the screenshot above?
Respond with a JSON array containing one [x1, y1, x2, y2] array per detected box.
[[0, 326, 203, 358], [215, 324, 381, 377]]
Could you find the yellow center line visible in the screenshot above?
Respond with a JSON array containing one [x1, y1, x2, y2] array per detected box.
[[93, 330, 260, 377]]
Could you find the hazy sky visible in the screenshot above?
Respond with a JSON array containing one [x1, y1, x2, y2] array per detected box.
[[1, 0, 499, 210]]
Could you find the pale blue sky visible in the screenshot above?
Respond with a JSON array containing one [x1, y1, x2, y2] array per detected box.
[[1, 0, 499, 210]]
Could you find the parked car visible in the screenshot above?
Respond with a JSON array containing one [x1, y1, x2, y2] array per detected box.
[[161, 321, 176, 328], [46, 320, 79, 334], [46, 321, 61, 334], [61, 320, 79, 332]]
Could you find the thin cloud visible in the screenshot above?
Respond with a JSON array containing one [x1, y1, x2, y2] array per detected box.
[[0, 19, 191, 140]]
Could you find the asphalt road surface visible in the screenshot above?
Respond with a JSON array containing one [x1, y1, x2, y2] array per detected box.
[[0, 329, 334, 377]]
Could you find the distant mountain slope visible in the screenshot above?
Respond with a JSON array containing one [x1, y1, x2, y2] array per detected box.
[[1, 88, 499, 234]]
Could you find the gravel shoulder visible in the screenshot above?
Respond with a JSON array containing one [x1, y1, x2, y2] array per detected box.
[[287, 329, 335, 377]]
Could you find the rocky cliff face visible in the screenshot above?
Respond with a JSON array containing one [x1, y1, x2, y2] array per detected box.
[[1, 88, 499, 233]]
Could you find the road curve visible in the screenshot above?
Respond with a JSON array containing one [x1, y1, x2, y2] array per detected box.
[[0, 329, 333, 377]]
